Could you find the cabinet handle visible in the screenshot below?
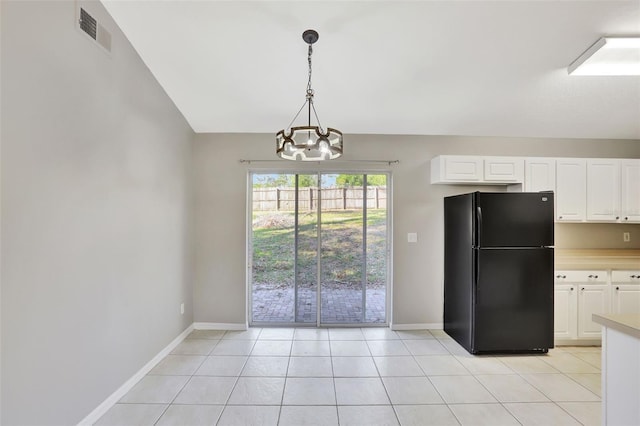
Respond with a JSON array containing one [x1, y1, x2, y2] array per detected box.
[[631, 275, 638, 279], [616, 286, 620, 290], [625, 217, 629, 220], [581, 287, 585, 291], [616, 216, 620, 220], [570, 287, 574, 291], [556, 274, 566, 279], [559, 216, 563, 219], [588, 274, 598, 279]]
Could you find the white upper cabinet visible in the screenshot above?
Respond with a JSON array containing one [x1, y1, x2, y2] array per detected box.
[[620, 159, 640, 223], [587, 159, 620, 222], [432, 155, 639, 223], [431, 155, 524, 184], [556, 158, 586, 222], [483, 157, 524, 182], [431, 156, 483, 183], [525, 158, 556, 192]]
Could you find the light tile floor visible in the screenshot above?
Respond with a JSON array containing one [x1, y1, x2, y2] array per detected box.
[[95, 329, 602, 426]]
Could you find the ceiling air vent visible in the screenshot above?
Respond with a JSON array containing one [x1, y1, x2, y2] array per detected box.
[[79, 8, 97, 40], [78, 7, 112, 53]]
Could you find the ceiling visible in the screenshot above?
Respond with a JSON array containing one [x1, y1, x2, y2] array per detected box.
[[102, 1, 640, 140]]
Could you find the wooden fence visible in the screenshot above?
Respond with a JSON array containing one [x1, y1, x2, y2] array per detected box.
[[253, 186, 387, 211]]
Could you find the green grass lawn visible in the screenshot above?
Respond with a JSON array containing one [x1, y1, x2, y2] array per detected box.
[[252, 209, 387, 288]]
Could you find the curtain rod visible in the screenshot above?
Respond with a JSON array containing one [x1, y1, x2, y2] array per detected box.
[[239, 159, 399, 165]]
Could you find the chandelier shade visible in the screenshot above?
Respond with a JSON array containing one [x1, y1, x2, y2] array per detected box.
[[276, 126, 343, 161], [276, 30, 343, 161]]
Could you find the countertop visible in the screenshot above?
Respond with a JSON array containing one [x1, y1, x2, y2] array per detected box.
[[555, 249, 640, 270], [593, 313, 640, 340]]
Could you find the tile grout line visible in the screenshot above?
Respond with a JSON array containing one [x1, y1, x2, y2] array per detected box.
[[554, 362, 601, 426], [153, 330, 227, 426], [276, 330, 295, 425], [215, 330, 260, 426], [503, 347, 600, 426], [419, 331, 465, 426]]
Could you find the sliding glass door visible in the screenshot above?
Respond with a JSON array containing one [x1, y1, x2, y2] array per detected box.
[[250, 172, 389, 326]]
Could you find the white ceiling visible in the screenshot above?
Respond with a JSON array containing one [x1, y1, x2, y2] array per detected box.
[[102, 1, 640, 140]]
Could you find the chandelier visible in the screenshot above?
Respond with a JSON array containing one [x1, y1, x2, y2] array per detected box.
[[276, 30, 343, 161]]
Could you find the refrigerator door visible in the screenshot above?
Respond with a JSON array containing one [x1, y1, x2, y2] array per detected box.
[[474, 192, 554, 248], [472, 247, 554, 353], [444, 193, 475, 352]]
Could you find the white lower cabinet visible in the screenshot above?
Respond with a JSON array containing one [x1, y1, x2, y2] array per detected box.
[[555, 270, 608, 341], [611, 270, 640, 314], [554, 284, 578, 339], [577, 283, 609, 338]]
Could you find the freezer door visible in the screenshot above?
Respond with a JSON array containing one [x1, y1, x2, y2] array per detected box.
[[475, 192, 554, 248], [472, 247, 554, 352]]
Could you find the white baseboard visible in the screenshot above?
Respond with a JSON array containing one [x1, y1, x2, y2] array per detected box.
[[391, 323, 443, 331], [555, 339, 601, 347], [194, 322, 247, 331], [78, 324, 194, 426]]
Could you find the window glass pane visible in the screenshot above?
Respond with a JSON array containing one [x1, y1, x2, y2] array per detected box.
[[320, 174, 364, 324], [366, 174, 388, 323]]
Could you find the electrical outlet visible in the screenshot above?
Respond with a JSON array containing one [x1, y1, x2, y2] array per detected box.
[[180, 303, 185, 315], [623, 232, 631, 242], [408, 233, 418, 243]]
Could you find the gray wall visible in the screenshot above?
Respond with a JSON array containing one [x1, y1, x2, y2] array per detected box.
[[1, 1, 193, 424], [192, 133, 640, 327]]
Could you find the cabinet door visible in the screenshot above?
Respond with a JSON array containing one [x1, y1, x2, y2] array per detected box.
[[554, 284, 577, 339], [620, 159, 640, 223], [556, 159, 586, 221], [577, 284, 610, 339], [612, 285, 640, 314], [484, 157, 524, 182], [444, 156, 483, 181], [587, 159, 620, 221], [525, 158, 556, 192]]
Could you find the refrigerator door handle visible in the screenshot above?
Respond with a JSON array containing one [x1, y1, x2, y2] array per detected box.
[[476, 206, 483, 247], [474, 250, 480, 302]]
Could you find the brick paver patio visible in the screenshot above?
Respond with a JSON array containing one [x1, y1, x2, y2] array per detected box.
[[252, 284, 386, 324]]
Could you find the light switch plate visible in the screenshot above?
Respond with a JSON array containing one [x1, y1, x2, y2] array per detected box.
[[408, 233, 418, 243]]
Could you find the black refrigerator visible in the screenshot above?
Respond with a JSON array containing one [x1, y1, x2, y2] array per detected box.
[[443, 191, 554, 354]]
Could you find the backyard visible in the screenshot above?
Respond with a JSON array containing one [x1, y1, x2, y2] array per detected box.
[[252, 208, 388, 323]]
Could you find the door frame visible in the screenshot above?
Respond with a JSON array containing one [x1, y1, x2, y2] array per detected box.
[[246, 169, 393, 327]]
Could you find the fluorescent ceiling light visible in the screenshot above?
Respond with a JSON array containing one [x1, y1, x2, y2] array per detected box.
[[568, 37, 640, 76]]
